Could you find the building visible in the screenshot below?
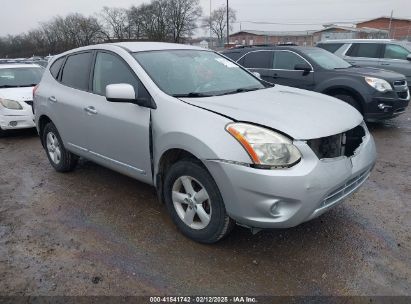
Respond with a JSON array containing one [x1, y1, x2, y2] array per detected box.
[[229, 30, 315, 46], [356, 17, 411, 41], [312, 26, 389, 43]]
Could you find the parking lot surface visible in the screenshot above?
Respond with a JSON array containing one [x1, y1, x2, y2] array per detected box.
[[0, 109, 410, 296]]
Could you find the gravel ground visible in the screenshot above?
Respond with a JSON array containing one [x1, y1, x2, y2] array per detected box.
[[0, 108, 410, 296]]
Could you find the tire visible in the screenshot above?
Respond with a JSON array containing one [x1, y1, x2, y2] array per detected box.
[[163, 160, 235, 243], [0, 128, 5, 138], [333, 94, 362, 114], [42, 122, 78, 172]]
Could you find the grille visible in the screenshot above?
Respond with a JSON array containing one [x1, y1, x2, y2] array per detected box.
[[318, 168, 371, 210], [25, 100, 34, 114], [307, 125, 366, 159]]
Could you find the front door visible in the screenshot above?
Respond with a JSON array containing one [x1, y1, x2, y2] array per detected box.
[[85, 51, 152, 182]]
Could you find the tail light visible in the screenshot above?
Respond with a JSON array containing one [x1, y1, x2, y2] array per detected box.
[[32, 85, 39, 99]]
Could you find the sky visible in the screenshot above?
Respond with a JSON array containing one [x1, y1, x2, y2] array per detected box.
[[0, 0, 410, 37]]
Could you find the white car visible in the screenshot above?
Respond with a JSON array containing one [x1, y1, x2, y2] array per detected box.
[[0, 64, 44, 135]]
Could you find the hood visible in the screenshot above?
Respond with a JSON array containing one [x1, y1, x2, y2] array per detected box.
[[181, 85, 363, 140], [336, 67, 405, 82], [0, 87, 34, 102]]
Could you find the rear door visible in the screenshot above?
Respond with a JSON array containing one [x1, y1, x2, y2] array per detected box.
[[343, 43, 383, 68], [238, 50, 275, 82], [84, 51, 152, 182], [51, 52, 93, 154], [272, 50, 315, 90]]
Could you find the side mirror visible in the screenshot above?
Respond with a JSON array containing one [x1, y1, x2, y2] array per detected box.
[[294, 63, 312, 74], [106, 83, 155, 109], [407, 54, 411, 62]]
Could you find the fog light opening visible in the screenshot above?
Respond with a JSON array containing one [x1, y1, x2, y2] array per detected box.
[[9, 121, 17, 127], [378, 103, 392, 112], [270, 201, 281, 217]]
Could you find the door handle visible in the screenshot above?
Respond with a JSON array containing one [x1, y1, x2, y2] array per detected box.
[[381, 63, 390, 66], [48, 96, 57, 103], [84, 106, 98, 115]]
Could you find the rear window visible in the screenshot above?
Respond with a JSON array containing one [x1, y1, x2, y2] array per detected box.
[[61, 52, 92, 91], [222, 51, 243, 61], [346, 43, 380, 58], [49, 57, 65, 80], [317, 43, 344, 53], [241, 51, 272, 69]]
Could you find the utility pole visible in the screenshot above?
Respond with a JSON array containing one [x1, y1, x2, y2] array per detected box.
[[226, 0, 230, 45], [388, 10, 393, 39], [209, 0, 212, 49]]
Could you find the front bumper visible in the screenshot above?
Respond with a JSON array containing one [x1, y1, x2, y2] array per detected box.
[[363, 88, 410, 121], [0, 106, 35, 131], [204, 132, 376, 229]]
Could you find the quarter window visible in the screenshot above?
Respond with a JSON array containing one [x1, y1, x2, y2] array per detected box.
[[384, 44, 410, 60], [346, 43, 380, 58], [61, 52, 92, 91], [49, 57, 65, 80], [317, 43, 344, 53], [273, 51, 307, 70], [241, 51, 272, 69], [92, 52, 142, 97]]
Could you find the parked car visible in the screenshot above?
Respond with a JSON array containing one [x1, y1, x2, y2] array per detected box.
[[316, 39, 411, 89], [34, 42, 376, 243], [222, 45, 410, 121], [0, 64, 44, 136]]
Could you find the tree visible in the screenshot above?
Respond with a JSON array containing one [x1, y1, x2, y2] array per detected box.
[[168, 0, 202, 43], [203, 5, 236, 46], [99, 7, 131, 41]]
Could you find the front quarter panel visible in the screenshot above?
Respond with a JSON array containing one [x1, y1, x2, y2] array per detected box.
[[151, 94, 252, 179]]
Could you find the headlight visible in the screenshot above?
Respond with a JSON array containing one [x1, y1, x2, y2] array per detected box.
[[226, 123, 301, 168], [364, 77, 392, 92], [0, 98, 23, 110]]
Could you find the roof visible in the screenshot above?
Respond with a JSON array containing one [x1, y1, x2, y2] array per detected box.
[[0, 64, 43, 69], [318, 39, 396, 43], [230, 30, 316, 37], [357, 16, 411, 24], [109, 42, 204, 52], [315, 26, 388, 34]]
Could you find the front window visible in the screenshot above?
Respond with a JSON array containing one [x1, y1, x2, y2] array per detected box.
[[304, 48, 351, 70], [0, 67, 44, 88], [133, 50, 266, 97], [384, 44, 410, 60]]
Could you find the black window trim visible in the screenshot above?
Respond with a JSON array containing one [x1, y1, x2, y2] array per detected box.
[[59, 50, 94, 92]]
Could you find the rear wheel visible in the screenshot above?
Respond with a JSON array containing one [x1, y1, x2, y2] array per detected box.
[[163, 160, 235, 243], [333, 94, 362, 114], [42, 122, 78, 172]]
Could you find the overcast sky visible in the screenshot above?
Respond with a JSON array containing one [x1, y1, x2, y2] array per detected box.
[[1, 0, 410, 36]]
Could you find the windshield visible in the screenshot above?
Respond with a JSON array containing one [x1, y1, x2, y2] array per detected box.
[[0, 67, 44, 88], [133, 50, 266, 97], [305, 48, 352, 70]]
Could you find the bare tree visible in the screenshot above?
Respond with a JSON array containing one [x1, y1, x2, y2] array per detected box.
[[203, 5, 236, 46], [99, 7, 131, 41], [168, 0, 202, 43]]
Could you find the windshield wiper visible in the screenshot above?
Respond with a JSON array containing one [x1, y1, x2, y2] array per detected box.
[[172, 92, 213, 98], [218, 87, 262, 96], [0, 85, 18, 88], [0, 84, 37, 88]]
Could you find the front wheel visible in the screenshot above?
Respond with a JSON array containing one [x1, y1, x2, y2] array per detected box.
[[163, 160, 235, 243], [42, 122, 78, 172]]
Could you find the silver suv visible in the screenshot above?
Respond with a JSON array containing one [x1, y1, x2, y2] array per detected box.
[[317, 39, 411, 89], [34, 42, 377, 243]]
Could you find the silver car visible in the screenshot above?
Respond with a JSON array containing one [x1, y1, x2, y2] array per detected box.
[[34, 42, 377, 243]]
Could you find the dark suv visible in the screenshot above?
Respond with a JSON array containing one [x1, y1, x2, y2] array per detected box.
[[222, 45, 410, 121]]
